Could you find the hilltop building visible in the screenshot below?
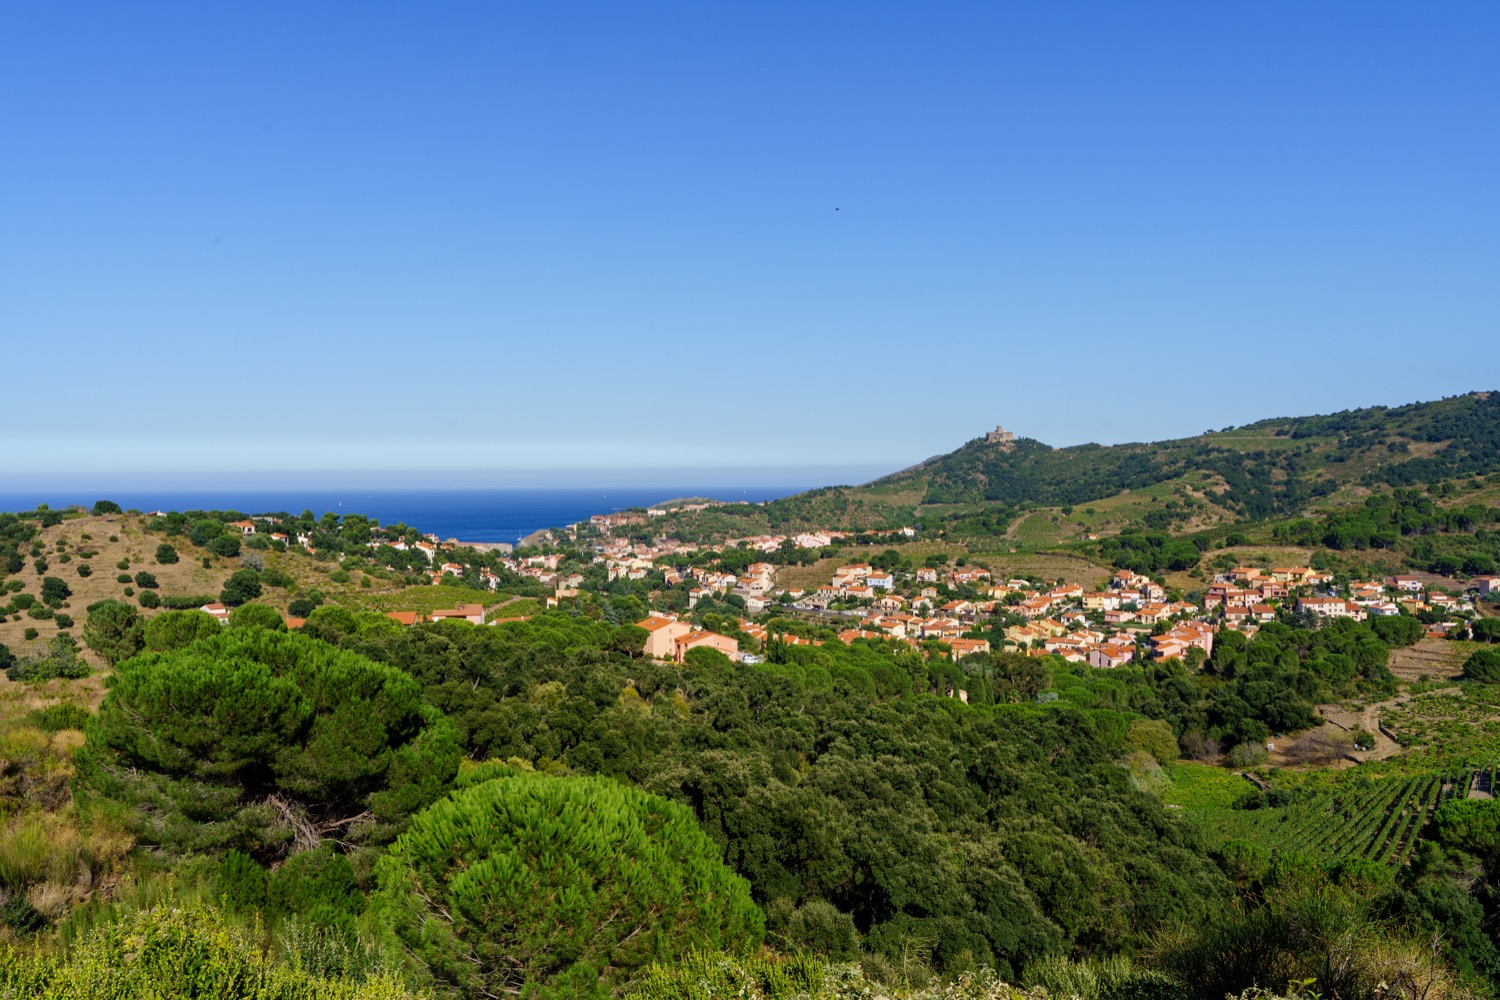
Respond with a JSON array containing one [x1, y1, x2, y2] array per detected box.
[[986, 425, 1015, 448]]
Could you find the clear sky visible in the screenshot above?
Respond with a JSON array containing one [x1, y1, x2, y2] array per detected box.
[[2, 2, 1496, 488]]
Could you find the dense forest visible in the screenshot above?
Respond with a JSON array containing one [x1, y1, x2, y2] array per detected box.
[[4, 577, 1496, 998]]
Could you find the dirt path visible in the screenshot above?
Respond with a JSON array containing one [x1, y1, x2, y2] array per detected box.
[[1317, 686, 1461, 762]]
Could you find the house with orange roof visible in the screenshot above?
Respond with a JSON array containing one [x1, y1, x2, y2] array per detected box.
[[673, 630, 739, 663], [637, 616, 693, 658], [949, 637, 990, 659], [1089, 643, 1134, 669]]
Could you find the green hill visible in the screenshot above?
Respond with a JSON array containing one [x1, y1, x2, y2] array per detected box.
[[648, 392, 1500, 543], [877, 391, 1500, 518]]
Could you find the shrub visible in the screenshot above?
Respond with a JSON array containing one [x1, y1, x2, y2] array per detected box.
[[116, 574, 132, 584], [23, 628, 38, 641], [190, 518, 226, 546], [267, 842, 363, 922], [116, 559, 130, 571], [288, 597, 320, 618], [142, 609, 222, 652], [228, 603, 286, 632], [209, 535, 243, 558], [82, 599, 146, 665], [30, 703, 92, 733], [27, 604, 54, 620], [0, 901, 422, 998], [53, 613, 73, 629], [0, 894, 48, 934], [329, 569, 351, 584], [5, 635, 90, 681], [40, 576, 70, 605], [133, 570, 159, 590], [1464, 648, 1500, 684], [90, 500, 122, 515], [78, 629, 461, 857], [262, 568, 295, 589], [33, 558, 48, 574], [156, 543, 179, 564], [216, 849, 268, 913], [1370, 613, 1425, 647], [220, 569, 263, 606], [1226, 741, 1268, 768], [159, 594, 219, 610], [11, 593, 35, 610], [1123, 719, 1179, 764], [139, 590, 161, 609], [373, 772, 763, 999], [76, 563, 92, 578]]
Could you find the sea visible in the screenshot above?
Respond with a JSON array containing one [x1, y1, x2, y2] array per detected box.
[[0, 487, 809, 545]]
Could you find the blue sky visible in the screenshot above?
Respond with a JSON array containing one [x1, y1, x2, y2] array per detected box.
[[2, 2, 1496, 487]]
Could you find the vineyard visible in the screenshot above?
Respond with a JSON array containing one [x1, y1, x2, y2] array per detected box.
[[1377, 684, 1500, 769], [1208, 770, 1478, 865]]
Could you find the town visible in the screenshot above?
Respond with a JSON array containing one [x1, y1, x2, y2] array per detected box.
[[213, 503, 1497, 681]]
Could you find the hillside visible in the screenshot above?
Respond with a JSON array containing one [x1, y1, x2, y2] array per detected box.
[[649, 391, 1500, 542], [0, 510, 531, 667]]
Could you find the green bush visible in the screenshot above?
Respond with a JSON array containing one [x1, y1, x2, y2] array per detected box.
[[268, 842, 364, 922], [1464, 647, 1500, 684], [116, 574, 133, 584], [220, 569, 263, 606], [143, 610, 222, 652], [134, 570, 159, 590], [78, 628, 461, 857], [76, 562, 92, 578], [373, 772, 763, 999], [160, 594, 219, 610], [5, 635, 90, 682], [41, 576, 70, 605], [228, 602, 287, 632], [216, 849, 268, 913], [116, 559, 130, 571], [262, 568, 295, 589], [139, 589, 162, 609], [156, 543, 180, 564], [23, 627, 38, 641], [53, 613, 73, 629], [90, 500, 122, 515], [30, 703, 92, 732], [82, 599, 145, 665], [209, 535, 243, 558], [0, 894, 48, 934]]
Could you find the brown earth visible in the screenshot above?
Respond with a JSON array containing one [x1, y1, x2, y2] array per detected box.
[[1388, 637, 1468, 683]]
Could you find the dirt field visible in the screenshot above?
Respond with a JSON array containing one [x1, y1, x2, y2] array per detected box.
[[1388, 637, 1470, 683]]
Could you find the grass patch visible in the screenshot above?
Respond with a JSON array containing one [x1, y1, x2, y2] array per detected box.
[[338, 584, 513, 615]]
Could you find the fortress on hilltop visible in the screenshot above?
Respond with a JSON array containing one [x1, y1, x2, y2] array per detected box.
[[985, 425, 1015, 449]]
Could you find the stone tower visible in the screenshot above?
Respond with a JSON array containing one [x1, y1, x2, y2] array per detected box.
[[986, 425, 1015, 449]]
